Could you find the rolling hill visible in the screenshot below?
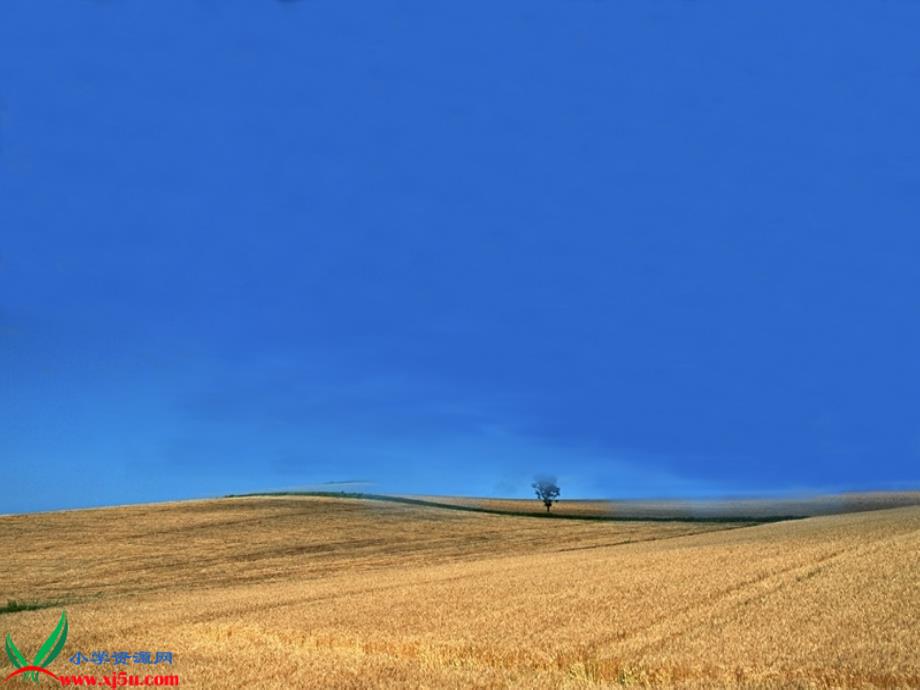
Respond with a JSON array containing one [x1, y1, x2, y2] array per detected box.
[[2, 494, 918, 688]]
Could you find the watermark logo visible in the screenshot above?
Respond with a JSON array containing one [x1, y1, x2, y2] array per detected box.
[[3, 611, 68, 684], [3, 613, 178, 687]]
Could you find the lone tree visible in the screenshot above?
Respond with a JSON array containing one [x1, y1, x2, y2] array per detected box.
[[532, 475, 561, 513]]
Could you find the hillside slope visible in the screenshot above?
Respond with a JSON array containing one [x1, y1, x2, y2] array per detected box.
[[1, 496, 918, 688]]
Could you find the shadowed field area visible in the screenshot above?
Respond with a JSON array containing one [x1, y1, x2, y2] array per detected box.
[[407, 491, 920, 519], [1, 496, 918, 688]]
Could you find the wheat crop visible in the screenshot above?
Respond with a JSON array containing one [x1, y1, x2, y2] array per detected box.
[[1, 496, 918, 688]]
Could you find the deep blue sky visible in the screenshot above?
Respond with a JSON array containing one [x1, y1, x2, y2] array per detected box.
[[2, 1, 919, 513]]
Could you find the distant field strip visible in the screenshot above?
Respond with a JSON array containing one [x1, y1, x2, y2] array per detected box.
[[401, 491, 920, 520], [233, 490, 920, 520], [1, 496, 918, 688], [231, 491, 791, 522]]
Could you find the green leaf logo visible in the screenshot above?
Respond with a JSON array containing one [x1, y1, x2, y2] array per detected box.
[[4, 634, 28, 670], [4, 610, 68, 684]]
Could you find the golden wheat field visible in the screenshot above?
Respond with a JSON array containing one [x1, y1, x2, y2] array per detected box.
[[2, 495, 919, 689]]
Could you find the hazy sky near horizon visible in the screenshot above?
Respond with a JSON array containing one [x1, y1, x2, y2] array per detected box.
[[2, 1, 919, 513]]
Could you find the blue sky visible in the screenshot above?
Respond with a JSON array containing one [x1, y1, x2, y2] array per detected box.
[[2, 1, 919, 513]]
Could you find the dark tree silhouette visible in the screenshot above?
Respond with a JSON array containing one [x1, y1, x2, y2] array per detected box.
[[532, 476, 561, 513]]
